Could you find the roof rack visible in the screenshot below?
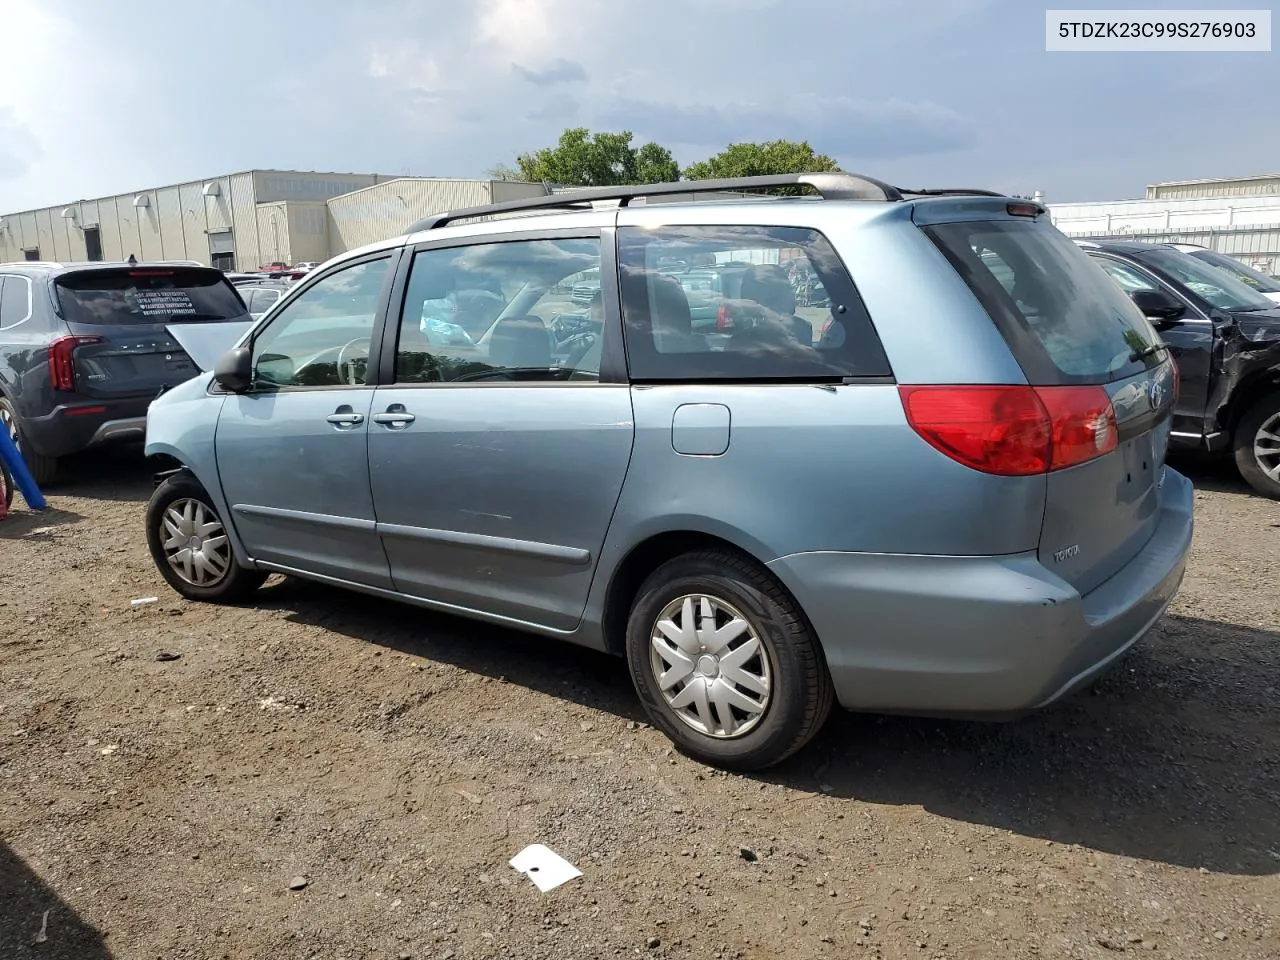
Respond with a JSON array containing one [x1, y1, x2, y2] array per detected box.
[[898, 187, 1008, 198], [404, 173, 908, 233]]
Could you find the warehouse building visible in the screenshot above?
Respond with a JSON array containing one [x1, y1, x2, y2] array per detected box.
[[0, 171, 550, 271], [1048, 173, 1280, 275]]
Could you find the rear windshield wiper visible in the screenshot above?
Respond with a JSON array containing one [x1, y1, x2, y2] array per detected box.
[[1129, 342, 1167, 363]]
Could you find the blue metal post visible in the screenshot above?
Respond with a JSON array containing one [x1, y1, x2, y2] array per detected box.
[[0, 426, 46, 511]]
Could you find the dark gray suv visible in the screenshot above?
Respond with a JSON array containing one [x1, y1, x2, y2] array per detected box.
[[0, 261, 251, 483]]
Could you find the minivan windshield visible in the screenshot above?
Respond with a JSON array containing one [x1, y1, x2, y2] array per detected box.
[[1185, 248, 1280, 294], [55, 267, 247, 325], [1132, 247, 1276, 312], [928, 218, 1164, 384]]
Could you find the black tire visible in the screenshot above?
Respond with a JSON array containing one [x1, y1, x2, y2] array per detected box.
[[1233, 392, 1280, 500], [145, 474, 266, 603], [625, 549, 834, 771], [0, 397, 59, 487]]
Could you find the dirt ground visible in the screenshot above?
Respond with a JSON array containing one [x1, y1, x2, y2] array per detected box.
[[1, 449, 1277, 960]]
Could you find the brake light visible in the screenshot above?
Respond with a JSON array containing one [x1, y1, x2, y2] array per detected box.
[[1006, 202, 1041, 218], [48, 335, 102, 392], [1036, 385, 1118, 469], [1168, 356, 1180, 405], [128, 270, 174, 277], [716, 305, 732, 330], [899, 385, 1117, 476]]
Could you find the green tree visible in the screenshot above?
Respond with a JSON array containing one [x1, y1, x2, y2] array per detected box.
[[683, 140, 841, 194], [513, 127, 680, 186], [486, 163, 522, 181]]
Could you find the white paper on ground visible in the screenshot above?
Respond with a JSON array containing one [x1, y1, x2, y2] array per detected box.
[[130, 597, 159, 606], [509, 844, 582, 892]]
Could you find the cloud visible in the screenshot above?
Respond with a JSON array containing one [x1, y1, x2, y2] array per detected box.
[[528, 93, 579, 122], [598, 95, 975, 160], [513, 57, 587, 86], [0, 107, 40, 181]]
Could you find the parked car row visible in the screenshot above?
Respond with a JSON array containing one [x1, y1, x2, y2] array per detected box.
[[3, 174, 1274, 770]]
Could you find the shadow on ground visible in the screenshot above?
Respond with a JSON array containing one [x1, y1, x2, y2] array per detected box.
[[40, 445, 153, 504], [0, 842, 111, 959], [263, 577, 1280, 877]]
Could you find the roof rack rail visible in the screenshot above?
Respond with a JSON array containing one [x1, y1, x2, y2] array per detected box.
[[897, 187, 1008, 198], [404, 172, 906, 233]]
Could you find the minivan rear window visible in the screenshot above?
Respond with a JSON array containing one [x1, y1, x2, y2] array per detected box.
[[926, 221, 1167, 386], [927, 220, 1164, 385], [55, 268, 247, 325]]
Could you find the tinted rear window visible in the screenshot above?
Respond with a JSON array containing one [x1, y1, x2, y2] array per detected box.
[[55, 268, 246, 325], [927, 220, 1164, 385], [1187, 249, 1280, 294]]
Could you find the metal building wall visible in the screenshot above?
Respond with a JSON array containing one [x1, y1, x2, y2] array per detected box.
[[1148, 176, 1280, 200], [252, 171, 394, 204], [325, 179, 502, 254], [256, 202, 291, 265], [154, 186, 184, 260], [284, 202, 330, 264], [226, 172, 260, 270]]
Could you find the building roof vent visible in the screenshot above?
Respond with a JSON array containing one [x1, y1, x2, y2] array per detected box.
[[133, 194, 151, 208]]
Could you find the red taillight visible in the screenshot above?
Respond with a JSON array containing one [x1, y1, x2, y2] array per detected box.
[[48, 335, 102, 392], [899, 384, 1117, 476], [1168, 356, 1180, 405], [128, 270, 174, 277], [716, 305, 732, 330], [63, 405, 107, 416], [1036, 385, 1118, 470]]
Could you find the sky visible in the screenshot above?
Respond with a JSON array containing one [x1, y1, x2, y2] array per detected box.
[[1, 0, 1277, 213]]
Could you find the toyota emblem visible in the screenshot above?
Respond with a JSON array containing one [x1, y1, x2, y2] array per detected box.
[[1147, 379, 1165, 410]]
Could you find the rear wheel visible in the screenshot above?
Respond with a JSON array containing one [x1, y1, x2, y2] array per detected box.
[[625, 550, 833, 770], [146, 474, 266, 602], [0, 397, 59, 487], [1233, 392, 1280, 500]]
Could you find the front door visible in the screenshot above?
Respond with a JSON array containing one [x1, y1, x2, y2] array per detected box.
[[1092, 255, 1213, 438], [368, 230, 634, 631], [216, 254, 397, 587]]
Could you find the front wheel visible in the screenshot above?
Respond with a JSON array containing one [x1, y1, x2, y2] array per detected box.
[[146, 475, 266, 602], [625, 550, 834, 771], [1233, 392, 1280, 499]]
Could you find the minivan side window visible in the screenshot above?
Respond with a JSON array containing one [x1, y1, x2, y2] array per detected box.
[[249, 257, 391, 388], [0, 275, 33, 330], [617, 225, 890, 382], [394, 237, 603, 383]]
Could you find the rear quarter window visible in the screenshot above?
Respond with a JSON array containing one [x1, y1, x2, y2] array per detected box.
[[926, 219, 1164, 385], [618, 225, 890, 382], [55, 268, 247, 325]]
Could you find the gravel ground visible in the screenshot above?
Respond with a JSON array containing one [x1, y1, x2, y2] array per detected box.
[[1, 450, 1277, 960]]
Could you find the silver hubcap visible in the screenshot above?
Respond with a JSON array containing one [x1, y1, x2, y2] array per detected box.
[[1254, 412, 1280, 482], [160, 498, 231, 586], [649, 594, 772, 739]]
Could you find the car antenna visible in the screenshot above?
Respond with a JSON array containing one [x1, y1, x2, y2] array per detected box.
[[127, 253, 137, 266]]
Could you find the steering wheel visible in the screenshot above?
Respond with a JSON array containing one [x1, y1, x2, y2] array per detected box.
[[336, 337, 371, 386]]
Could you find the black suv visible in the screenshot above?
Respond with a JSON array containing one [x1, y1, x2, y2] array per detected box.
[[1077, 239, 1280, 498], [0, 261, 251, 483]]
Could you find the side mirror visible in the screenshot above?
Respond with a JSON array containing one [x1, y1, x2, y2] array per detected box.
[[213, 346, 253, 393], [1130, 289, 1186, 328]]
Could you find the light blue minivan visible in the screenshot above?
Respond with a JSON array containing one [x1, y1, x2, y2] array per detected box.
[[144, 174, 1193, 770]]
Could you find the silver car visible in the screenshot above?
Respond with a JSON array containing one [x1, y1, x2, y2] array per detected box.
[[143, 174, 1193, 770]]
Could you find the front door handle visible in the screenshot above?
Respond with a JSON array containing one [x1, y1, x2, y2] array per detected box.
[[372, 403, 415, 428]]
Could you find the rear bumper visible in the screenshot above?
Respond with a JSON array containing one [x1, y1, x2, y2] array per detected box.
[[767, 467, 1195, 716], [22, 400, 150, 458]]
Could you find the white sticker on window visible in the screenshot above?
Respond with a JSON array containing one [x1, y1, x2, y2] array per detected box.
[[132, 289, 196, 316]]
